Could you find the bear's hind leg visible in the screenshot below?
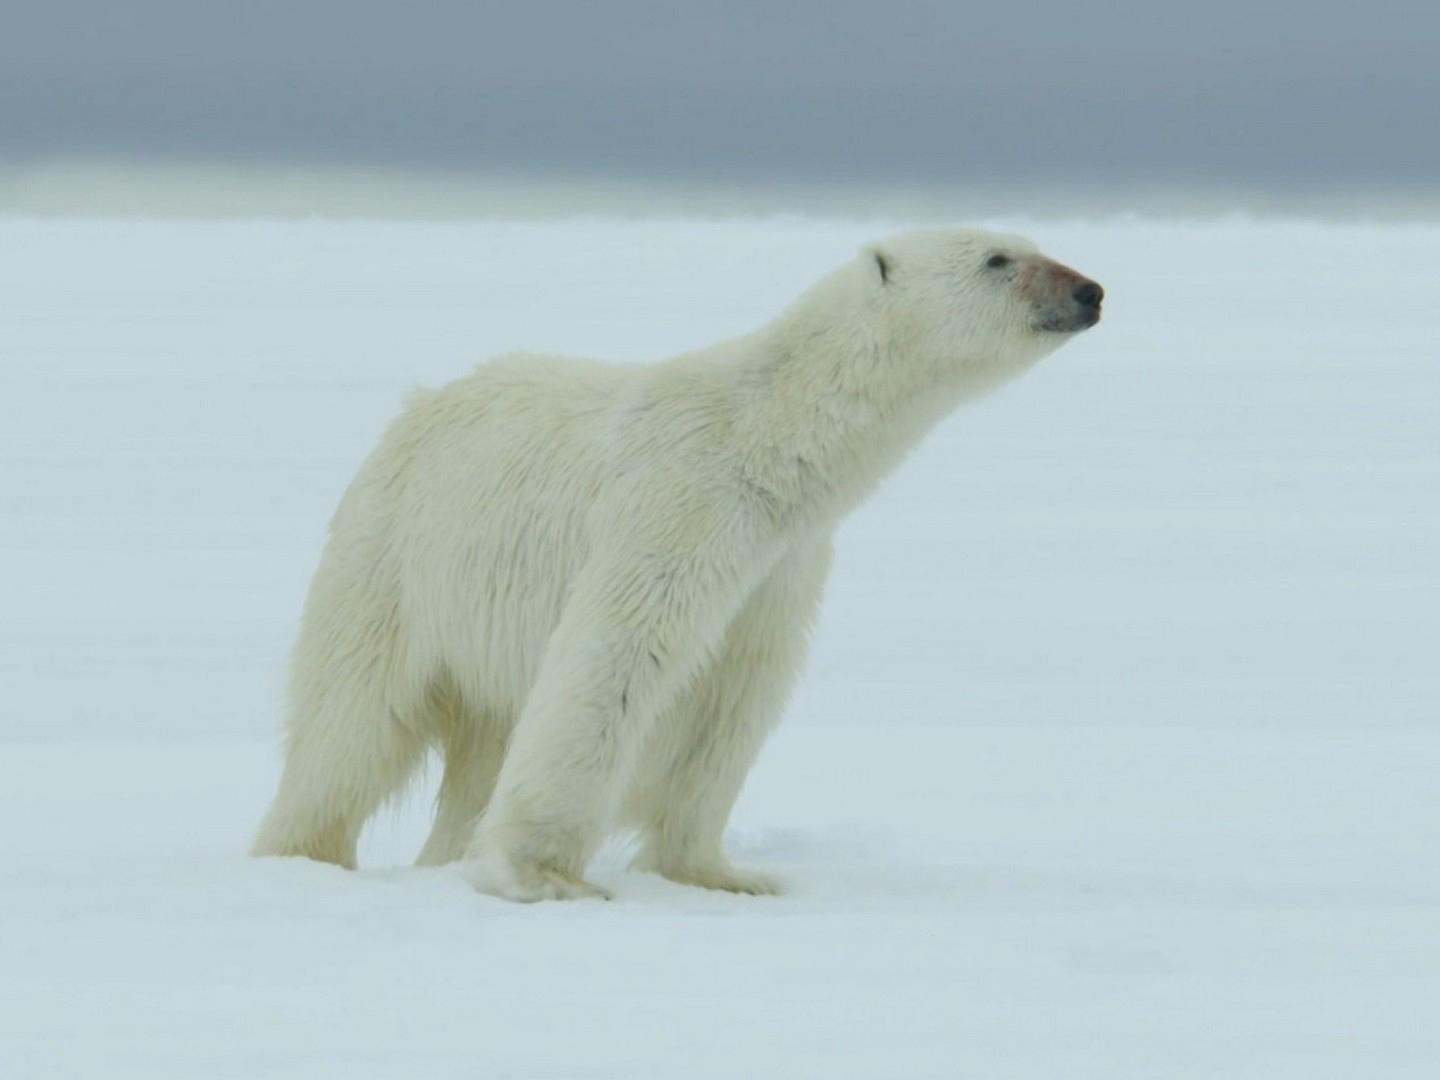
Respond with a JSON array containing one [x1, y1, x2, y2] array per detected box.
[[252, 661, 428, 870], [416, 692, 510, 867]]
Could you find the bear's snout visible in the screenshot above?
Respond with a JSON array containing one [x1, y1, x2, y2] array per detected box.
[[1072, 278, 1104, 329], [1073, 280, 1104, 310], [1027, 260, 1103, 333]]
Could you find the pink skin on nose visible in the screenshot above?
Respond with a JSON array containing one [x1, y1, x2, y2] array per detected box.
[[1020, 256, 1086, 304]]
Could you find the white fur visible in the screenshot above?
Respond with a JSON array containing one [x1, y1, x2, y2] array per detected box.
[[251, 228, 1098, 901]]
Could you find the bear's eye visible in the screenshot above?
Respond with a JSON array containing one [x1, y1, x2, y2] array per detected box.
[[986, 254, 1012, 269]]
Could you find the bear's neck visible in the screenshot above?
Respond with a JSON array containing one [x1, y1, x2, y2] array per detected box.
[[731, 276, 1026, 531]]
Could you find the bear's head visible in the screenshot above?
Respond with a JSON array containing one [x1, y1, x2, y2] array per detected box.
[[863, 228, 1103, 375]]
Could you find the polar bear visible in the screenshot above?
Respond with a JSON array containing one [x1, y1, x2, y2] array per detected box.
[[251, 228, 1103, 901]]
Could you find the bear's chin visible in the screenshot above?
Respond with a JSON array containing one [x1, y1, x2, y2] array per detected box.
[[1032, 311, 1101, 334]]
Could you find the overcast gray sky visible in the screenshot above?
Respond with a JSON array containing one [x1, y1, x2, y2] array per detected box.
[[6, 0, 1438, 189]]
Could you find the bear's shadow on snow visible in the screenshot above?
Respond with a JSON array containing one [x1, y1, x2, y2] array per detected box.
[[334, 791, 1215, 910], [294, 820, 1221, 912], [536, 825, 1078, 909]]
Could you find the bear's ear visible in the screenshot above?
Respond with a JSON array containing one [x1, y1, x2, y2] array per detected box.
[[866, 245, 893, 286]]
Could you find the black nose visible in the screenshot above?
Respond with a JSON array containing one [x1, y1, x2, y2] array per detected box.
[[1073, 281, 1104, 308]]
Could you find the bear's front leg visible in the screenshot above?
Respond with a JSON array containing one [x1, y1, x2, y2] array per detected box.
[[462, 539, 767, 902], [627, 541, 833, 895]]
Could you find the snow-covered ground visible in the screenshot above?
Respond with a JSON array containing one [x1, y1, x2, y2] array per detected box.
[[2, 217, 1437, 1077]]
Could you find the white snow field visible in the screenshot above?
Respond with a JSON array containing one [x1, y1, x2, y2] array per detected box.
[[2, 216, 1438, 1078]]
